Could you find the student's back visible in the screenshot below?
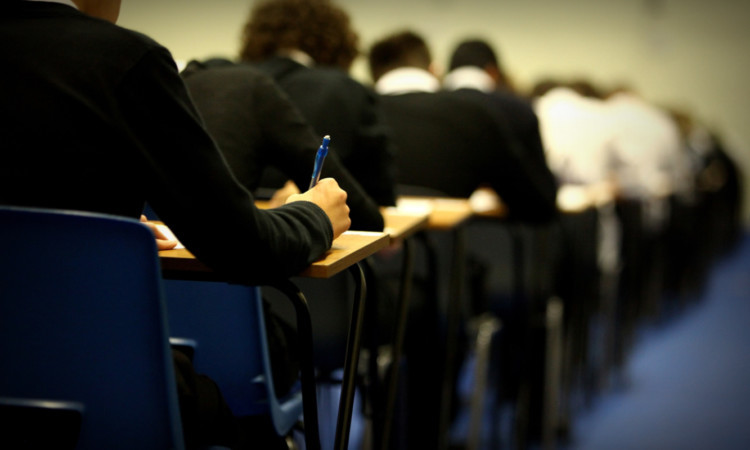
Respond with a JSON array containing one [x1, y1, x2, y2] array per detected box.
[[381, 90, 502, 196], [1, 0, 349, 285], [1, 1, 169, 217], [181, 59, 385, 231], [381, 89, 557, 223], [238, 0, 397, 207], [1, 2, 355, 449], [255, 57, 395, 200], [370, 30, 557, 223]]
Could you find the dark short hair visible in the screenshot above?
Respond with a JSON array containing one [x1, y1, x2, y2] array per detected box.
[[239, 0, 359, 70], [367, 30, 431, 82], [448, 39, 499, 71]]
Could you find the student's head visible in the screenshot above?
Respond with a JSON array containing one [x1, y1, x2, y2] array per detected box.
[[569, 78, 604, 99], [239, 0, 359, 71], [448, 38, 513, 91], [72, 0, 121, 23], [448, 39, 499, 72], [367, 30, 432, 83]]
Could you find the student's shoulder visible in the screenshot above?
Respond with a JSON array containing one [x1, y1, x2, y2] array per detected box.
[[106, 24, 170, 61], [297, 67, 376, 102], [428, 89, 495, 112], [182, 59, 274, 85]]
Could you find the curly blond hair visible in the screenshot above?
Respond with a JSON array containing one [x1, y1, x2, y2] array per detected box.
[[239, 0, 359, 70]]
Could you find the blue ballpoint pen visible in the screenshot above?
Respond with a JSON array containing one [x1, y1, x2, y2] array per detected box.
[[309, 135, 330, 189]]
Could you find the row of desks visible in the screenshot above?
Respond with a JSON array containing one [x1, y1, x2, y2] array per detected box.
[[156, 187, 612, 450], [157, 197, 471, 450], [159, 197, 475, 279]]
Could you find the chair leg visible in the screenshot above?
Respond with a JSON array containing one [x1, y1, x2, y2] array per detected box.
[[466, 314, 502, 450], [543, 298, 564, 450]]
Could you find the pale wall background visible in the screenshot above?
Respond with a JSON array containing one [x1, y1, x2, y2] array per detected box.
[[118, 0, 750, 224]]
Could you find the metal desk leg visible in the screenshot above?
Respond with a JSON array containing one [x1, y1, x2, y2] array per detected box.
[[380, 238, 416, 450], [438, 227, 467, 450], [334, 262, 367, 450], [273, 279, 322, 450], [360, 258, 386, 450]]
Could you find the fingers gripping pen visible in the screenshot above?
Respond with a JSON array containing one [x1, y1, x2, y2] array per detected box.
[[309, 135, 330, 189]]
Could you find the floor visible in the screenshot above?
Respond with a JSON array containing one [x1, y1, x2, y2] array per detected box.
[[567, 231, 750, 450], [315, 231, 750, 450], [446, 231, 750, 450]]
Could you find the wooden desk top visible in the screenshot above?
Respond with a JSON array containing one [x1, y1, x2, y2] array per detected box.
[[159, 230, 388, 280], [395, 196, 475, 230], [300, 231, 388, 278], [256, 199, 429, 242], [381, 208, 430, 241]]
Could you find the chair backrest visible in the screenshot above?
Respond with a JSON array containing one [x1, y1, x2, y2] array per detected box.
[[162, 279, 303, 436], [0, 206, 184, 450], [0, 397, 84, 450]]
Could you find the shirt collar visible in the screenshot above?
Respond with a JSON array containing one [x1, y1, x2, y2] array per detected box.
[[442, 66, 496, 93], [374, 67, 440, 95], [26, 0, 78, 9], [276, 49, 315, 68]]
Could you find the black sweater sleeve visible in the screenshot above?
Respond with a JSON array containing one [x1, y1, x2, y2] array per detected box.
[[117, 47, 333, 284]]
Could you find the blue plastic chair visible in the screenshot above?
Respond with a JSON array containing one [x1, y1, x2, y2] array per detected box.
[[162, 279, 308, 442], [0, 206, 185, 450], [0, 397, 84, 449]]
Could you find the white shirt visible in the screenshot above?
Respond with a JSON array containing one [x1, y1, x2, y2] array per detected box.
[[606, 91, 690, 199], [442, 66, 496, 93], [534, 87, 616, 186], [276, 49, 315, 68], [374, 67, 440, 95]]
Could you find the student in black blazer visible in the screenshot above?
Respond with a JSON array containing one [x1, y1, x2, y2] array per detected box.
[[369, 31, 558, 223], [180, 58, 385, 232], [367, 29, 559, 449], [443, 38, 558, 208], [238, 0, 397, 207], [1, 1, 351, 448]]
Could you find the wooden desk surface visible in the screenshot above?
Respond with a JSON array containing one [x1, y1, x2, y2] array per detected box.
[[382, 208, 430, 241], [300, 231, 388, 278], [396, 196, 475, 230], [159, 230, 388, 280]]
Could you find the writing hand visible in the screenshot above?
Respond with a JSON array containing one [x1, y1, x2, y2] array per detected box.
[[287, 178, 351, 239]]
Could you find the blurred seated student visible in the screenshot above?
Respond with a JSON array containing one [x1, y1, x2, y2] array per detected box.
[[238, 0, 397, 207], [1, 0, 351, 448], [531, 79, 624, 289], [658, 107, 726, 307], [605, 85, 693, 229], [179, 58, 384, 231], [606, 86, 695, 332], [531, 79, 616, 189], [669, 108, 744, 257], [369, 30, 558, 223], [443, 38, 517, 94], [442, 38, 558, 213], [367, 29, 559, 449], [530, 79, 623, 428], [604, 87, 696, 373], [534, 79, 681, 374]]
